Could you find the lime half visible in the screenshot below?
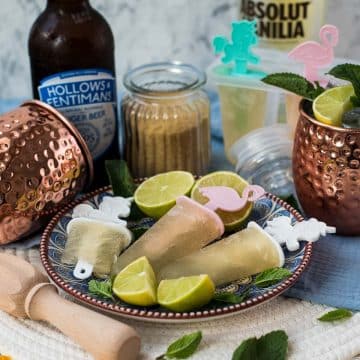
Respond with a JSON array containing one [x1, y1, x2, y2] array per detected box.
[[313, 85, 354, 126], [157, 275, 215, 312], [112, 256, 157, 306], [191, 171, 252, 231], [134, 171, 195, 218]]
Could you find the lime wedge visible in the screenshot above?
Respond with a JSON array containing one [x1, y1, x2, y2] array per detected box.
[[191, 171, 252, 231], [112, 256, 157, 306], [134, 171, 195, 218], [157, 275, 215, 312], [313, 85, 354, 126]]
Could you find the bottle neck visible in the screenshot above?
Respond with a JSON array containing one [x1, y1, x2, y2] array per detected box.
[[46, 0, 91, 12]]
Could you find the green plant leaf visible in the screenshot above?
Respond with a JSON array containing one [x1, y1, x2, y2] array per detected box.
[[232, 330, 288, 360], [351, 95, 360, 107], [256, 330, 288, 360], [105, 159, 136, 197], [156, 331, 202, 359], [262, 73, 324, 100], [328, 63, 360, 104], [88, 279, 114, 301], [128, 202, 146, 221], [280, 195, 302, 214], [254, 268, 292, 288], [232, 338, 258, 360], [131, 226, 150, 240], [318, 308, 353, 322], [213, 289, 250, 304]]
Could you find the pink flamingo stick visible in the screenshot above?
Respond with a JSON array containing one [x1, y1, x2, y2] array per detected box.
[[288, 24, 339, 86], [199, 185, 265, 212]]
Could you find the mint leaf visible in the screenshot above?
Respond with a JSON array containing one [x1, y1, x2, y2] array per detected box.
[[232, 330, 288, 360], [232, 338, 257, 360], [351, 95, 360, 107], [214, 289, 250, 304], [262, 73, 324, 100], [105, 160, 135, 197], [131, 225, 150, 240], [328, 63, 360, 105], [88, 279, 114, 301], [280, 195, 302, 214], [254, 268, 292, 288], [318, 308, 353, 322], [256, 330, 288, 360], [156, 331, 202, 359], [128, 202, 146, 221]]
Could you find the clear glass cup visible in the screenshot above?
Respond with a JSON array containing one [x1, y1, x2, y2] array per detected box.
[[231, 124, 294, 198], [121, 62, 211, 178]]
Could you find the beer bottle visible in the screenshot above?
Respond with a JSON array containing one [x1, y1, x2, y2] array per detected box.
[[28, 0, 119, 188]]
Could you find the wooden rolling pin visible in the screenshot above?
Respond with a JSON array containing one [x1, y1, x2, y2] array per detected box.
[[0, 254, 140, 360]]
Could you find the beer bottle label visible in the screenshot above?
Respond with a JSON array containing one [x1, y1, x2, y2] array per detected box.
[[38, 69, 117, 159]]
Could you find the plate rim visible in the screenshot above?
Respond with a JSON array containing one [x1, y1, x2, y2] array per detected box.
[[40, 184, 312, 322]]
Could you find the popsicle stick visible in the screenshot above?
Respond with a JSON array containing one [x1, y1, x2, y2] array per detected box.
[[73, 258, 93, 279]]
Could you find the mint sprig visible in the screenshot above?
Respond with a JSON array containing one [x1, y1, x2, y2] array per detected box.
[[156, 331, 202, 359], [105, 159, 136, 197], [328, 63, 360, 106], [88, 279, 114, 301], [232, 330, 288, 360], [254, 268, 292, 288], [213, 289, 250, 304], [262, 73, 325, 100], [317, 308, 353, 322]]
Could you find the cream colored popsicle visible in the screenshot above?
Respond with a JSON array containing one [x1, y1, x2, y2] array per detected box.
[[112, 196, 224, 275], [158, 222, 284, 286], [62, 218, 132, 278]]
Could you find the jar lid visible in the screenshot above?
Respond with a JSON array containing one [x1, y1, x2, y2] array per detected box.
[[231, 124, 293, 169], [123, 62, 206, 95]]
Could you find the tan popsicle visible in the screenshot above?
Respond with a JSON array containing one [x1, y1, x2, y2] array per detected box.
[[112, 196, 225, 275], [158, 222, 285, 286], [0, 254, 140, 360]]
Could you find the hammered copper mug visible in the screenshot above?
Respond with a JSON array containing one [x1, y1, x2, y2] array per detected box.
[[293, 100, 360, 235], [0, 100, 93, 245]]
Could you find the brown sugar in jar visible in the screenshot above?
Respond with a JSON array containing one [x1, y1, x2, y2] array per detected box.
[[121, 62, 211, 178]]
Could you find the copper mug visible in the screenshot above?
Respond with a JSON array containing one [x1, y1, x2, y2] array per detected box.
[[293, 100, 360, 235], [0, 100, 93, 245]]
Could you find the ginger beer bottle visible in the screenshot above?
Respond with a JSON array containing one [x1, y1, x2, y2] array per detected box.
[[28, 0, 119, 187]]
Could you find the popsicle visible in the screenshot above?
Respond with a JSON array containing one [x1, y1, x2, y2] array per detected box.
[[112, 196, 224, 275], [62, 218, 132, 279], [157, 222, 284, 286]]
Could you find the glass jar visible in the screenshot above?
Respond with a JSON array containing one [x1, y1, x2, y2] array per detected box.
[[121, 62, 210, 178], [231, 124, 294, 198]]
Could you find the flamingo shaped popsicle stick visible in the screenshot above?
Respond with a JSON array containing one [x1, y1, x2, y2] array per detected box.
[[288, 24, 339, 86], [199, 185, 265, 212]]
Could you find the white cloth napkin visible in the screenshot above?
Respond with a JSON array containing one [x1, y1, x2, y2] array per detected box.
[[0, 248, 360, 360]]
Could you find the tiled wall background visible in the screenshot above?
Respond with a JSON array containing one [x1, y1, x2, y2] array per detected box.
[[0, 0, 359, 99]]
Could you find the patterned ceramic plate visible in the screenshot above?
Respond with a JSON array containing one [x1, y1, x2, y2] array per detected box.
[[40, 186, 312, 323]]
